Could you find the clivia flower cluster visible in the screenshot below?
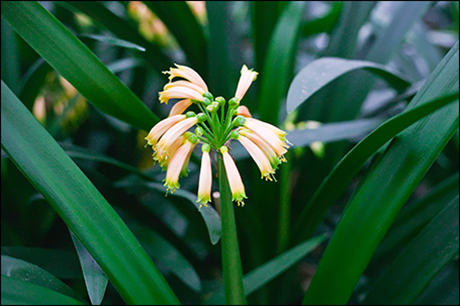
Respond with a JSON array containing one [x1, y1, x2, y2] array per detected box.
[[145, 64, 290, 207]]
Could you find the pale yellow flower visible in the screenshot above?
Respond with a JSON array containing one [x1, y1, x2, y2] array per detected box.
[[145, 114, 185, 146], [164, 139, 196, 193], [236, 105, 252, 118], [237, 134, 276, 181], [156, 116, 198, 160], [168, 99, 193, 117], [153, 135, 185, 169], [243, 118, 289, 159], [159, 85, 204, 104], [197, 145, 212, 207], [220, 146, 247, 206], [164, 63, 208, 92], [235, 65, 258, 101]]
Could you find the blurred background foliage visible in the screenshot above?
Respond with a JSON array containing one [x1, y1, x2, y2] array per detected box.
[[1, 1, 459, 305]]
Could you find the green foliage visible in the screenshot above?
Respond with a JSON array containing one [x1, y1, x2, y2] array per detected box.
[[2, 1, 458, 305]]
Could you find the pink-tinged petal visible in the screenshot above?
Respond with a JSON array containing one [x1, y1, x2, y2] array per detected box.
[[169, 99, 193, 117], [164, 140, 196, 193], [235, 65, 258, 101], [245, 117, 287, 138], [238, 128, 280, 168], [244, 119, 288, 157], [164, 64, 208, 92], [238, 135, 276, 181], [221, 147, 247, 206], [154, 135, 185, 169], [164, 81, 205, 94], [145, 114, 185, 146], [156, 117, 198, 159], [197, 150, 212, 207], [236, 105, 252, 118], [159, 86, 204, 104]]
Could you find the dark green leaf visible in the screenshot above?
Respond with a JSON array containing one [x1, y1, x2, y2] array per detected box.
[[363, 196, 459, 304], [257, 1, 307, 124], [302, 42, 459, 305], [79, 34, 146, 51], [1, 275, 84, 305], [1, 81, 179, 304], [1, 1, 159, 131]]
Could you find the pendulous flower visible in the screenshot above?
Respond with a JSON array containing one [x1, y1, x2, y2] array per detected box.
[[145, 63, 289, 207]]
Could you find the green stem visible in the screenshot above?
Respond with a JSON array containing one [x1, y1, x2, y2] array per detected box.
[[218, 155, 247, 305], [277, 151, 292, 254]]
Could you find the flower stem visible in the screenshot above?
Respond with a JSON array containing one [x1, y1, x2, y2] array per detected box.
[[218, 155, 247, 305]]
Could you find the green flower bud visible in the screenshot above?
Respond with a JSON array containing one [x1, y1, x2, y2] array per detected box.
[[233, 115, 247, 127], [215, 96, 226, 107], [211, 101, 220, 110], [203, 92, 214, 101], [184, 131, 193, 139], [195, 126, 204, 136], [201, 143, 211, 153], [220, 146, 228, 154], [230, 130, 240, 139], [229, 97, 240, 108], [185, 111, 196, 118], [206, 104, 216, 113], [196, 113, 207, 123], [202, 97, 212, 106], [188, 134, 198, 144]]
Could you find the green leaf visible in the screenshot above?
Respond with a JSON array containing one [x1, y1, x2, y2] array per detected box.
[[1, 275, 85, 305], [1, 81, 179, 304], [1, 18, 20, 95], [1, 1, 158, 131], [257, 1, 307, 124], [18, 59, 52, 111], [252, 1, 285, 74], [374, 173, 459, 261], [204, 235, 327, 304], [286, 57, 411, 114], [302, 2, 343, 37], [1, 247, 82, 280], [363, 196, 459, 305], [129, 220, 202, 292], [62, 1, 173, 71], [70, 232, 108, 306], [302, 42, 459, 305], [1, 255, 83, 302], [78, 34, 146, 51], [120, 180, 222, 245], [287, 118, 384, 147], [206, 1, 240, 99], [143, 1, 207, 74], [293, 91, 459, 244]]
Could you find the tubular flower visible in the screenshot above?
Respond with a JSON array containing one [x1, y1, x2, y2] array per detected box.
[[235, 65, 258, 101], [243, 117, 290, 160], [238, 128, 280, 169], [164, 138, 197, 193], [236, 105, 252, 118], [145, 63, 289, 208], [155, 116, 198, 159], [164, 63, 208, 92], [159, 85, 204, 104], [145, 114, 185, 146], [169, 99, 193, 117], [197, 144, 212, 208], [237, 134, 276, 181], [221, 146, 247, 206]]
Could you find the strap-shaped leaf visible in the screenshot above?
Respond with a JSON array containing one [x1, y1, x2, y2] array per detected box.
[[1, 275, 84, 305], [1, 81, 179, 304], [363, 196, 459, 304], [302, 42, 459, 305], [286, 57, 411, 114], [1, 1, 158, 131]]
